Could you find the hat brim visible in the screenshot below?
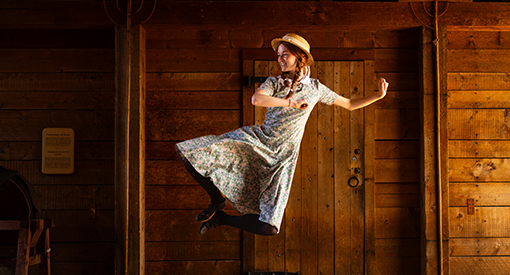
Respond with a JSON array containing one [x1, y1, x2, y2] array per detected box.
[[271, 38, 314, 64]]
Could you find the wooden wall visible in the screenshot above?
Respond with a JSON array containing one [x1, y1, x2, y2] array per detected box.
[[143, 26, 422, 274], [2, 2, 510, 275], [0, 29, 115, 274], [446, 29, 510, 274], [373, 30, 421, 274], [143, 26, 244, 275]]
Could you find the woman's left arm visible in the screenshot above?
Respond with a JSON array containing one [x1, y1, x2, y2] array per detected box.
[[333, 78, 389, 111]]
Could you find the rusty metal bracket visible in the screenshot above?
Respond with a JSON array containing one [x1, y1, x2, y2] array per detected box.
[[244, 76, 267, 88], [467, 198, 475, 215]]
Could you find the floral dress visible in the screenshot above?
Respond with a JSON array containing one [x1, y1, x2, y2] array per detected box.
[[175, 75, 339, 232]]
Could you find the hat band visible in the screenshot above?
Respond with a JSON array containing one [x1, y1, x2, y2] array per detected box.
[[282, 36, 310, 53]]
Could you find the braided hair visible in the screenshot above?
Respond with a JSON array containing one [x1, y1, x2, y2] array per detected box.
[[278, 41, 311, 99]]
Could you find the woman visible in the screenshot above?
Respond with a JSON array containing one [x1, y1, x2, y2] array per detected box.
[[176, 33, 389, 236]]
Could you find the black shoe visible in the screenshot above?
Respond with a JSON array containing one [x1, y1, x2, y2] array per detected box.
[[196, 200, 227, 221], [198, 210, 226, 235]]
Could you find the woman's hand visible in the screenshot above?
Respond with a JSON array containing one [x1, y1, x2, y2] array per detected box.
[[290, 99, 309, 110], [376, 78, 389, 99]]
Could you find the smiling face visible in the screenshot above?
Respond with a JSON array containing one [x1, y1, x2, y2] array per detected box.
[[277, 44, 300, 73]]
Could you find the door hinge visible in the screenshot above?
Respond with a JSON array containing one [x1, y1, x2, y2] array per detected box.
[[244, 76, 267, 87]]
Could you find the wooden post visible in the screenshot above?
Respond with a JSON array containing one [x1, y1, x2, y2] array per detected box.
[[15, 221, 30, 275], [128, 25, 146, 275], [115, 24, 130, 275], [420, 26, 439, 275], [115, 24, 146, 275], [420, 24, 449, 275], [438, 24, 449, 275]]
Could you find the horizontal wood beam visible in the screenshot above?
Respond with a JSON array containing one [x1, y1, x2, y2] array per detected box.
[[0, 1, 112, 29], [242, 49, 374, 61], [151, 1, 510, 29], [152, 1, 423, 29], [1, 1, 510, 29]]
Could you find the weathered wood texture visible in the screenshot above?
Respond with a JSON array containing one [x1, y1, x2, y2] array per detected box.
[[147, 2, 510, 29], [145, 25, 421, 274], [420, 26, 441, 275], [0, 28, 115, 275], [2, 1, 510, 30], [114, 25, 146, 275], [2, 2, 510, 275], [447, 30, 510, 274]]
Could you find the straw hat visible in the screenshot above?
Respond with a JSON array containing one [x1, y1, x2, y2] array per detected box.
[[271, 33, 314, 64]]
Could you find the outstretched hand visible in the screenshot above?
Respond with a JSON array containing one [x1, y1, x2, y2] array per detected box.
[[377, 78, 389, 99]]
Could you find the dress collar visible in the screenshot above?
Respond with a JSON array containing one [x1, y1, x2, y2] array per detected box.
[[277, 66, 311, 86]]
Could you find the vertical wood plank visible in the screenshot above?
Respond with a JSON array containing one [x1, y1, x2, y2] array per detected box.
[[243, 233, 255, 273], [317, 61, 335, 275], [439, 25, 450, 275], [15, 221, 30, 275], [242, 59, 255, 273], [267, 58, 285, 273], [128, 25, 146, 275], [420, 26, 439, 275], [301, 62, 319, 275], [268, 222, 285, 271], [39, 224, 51, 275], [115, 25, 146, 275], [269, 61, 280, 77], [335, 61, 352, 274], [254, 234, 269, 271], [252, 60, 270, 271], [114, 25, 129, 275], [364, 60, 376, 275], [350, 61, 365, 275], [285, 156, 302, 272]]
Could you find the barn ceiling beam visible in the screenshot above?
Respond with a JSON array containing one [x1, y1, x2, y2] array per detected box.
[[1, 1, 510, 30]]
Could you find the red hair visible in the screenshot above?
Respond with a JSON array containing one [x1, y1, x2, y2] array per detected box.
[[278, 41, 310, 99]]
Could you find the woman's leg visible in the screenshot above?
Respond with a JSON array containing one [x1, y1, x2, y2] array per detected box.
[[178, 153, 226, 221], [222, 214, 278, 236], [200, 211, 278, 236], [180, 155, 225, 205]]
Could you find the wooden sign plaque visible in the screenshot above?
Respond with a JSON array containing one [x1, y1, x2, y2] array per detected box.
[[42, 128, 75, 174]]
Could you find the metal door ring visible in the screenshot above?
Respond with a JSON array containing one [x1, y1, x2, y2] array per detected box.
[[348, 176, 359, 187]]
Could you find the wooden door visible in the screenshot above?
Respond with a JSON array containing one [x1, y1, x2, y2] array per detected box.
[[242, 56, 376, 275]]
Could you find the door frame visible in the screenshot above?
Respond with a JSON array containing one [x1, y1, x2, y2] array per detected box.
[[242, 49, 376, 274]]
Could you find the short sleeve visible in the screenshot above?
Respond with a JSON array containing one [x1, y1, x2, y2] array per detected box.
[[258, 76, 278, 97], [317, 81, 340, 105]]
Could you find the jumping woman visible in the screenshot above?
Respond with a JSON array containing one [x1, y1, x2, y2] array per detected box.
[[176, 33, 389, 236]]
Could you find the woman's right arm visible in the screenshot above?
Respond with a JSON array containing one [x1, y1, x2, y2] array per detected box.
[[252, 89, 308, 110]]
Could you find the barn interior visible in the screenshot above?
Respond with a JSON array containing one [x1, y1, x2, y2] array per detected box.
[[1, 1, 510, 275]]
